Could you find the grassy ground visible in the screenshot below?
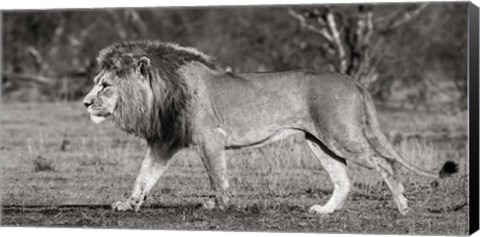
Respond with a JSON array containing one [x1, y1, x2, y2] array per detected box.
[[0, 102, 469, 234]]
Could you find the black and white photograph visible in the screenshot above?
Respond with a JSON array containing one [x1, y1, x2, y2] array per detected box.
[[1, 1, 478, 235]]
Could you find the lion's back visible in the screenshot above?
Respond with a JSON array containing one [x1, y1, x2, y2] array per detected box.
[[203, 70, 361, 128]]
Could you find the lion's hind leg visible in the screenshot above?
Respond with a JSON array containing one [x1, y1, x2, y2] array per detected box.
[[371, 156, 409, 215], [306, 138, 351, 214]]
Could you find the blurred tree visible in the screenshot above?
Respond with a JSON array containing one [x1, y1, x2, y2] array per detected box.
[[379, 3, 468, 109], [1, 3, 468, 109], [288, 3, 429, 91], [288, 3, 467, 109]]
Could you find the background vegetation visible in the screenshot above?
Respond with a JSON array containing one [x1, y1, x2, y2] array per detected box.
[[2, 2, 468, 111]]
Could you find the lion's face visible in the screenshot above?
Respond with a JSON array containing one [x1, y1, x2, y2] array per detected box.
[[83, 71, 120, 124], [84, 56, 153, 126]]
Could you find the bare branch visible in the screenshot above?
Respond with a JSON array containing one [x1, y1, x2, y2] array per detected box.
[[326, 11, 347, 73], [316, 15, 327, 26], [288, 8, 333, 42], [374, 11, 401, 25], [382, 3, 429, 32], [26, 46, 43, 71], [392, 3, 429, 28], [364, 11, 373, 44]]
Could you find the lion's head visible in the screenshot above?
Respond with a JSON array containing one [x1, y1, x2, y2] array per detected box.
[[83, 41, 217, 149], [83, 52, 153, 124]]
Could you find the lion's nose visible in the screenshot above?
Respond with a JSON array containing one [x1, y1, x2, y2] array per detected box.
[[83, 99, 93, 108]]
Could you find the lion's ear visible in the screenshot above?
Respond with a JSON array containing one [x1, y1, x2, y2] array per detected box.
[[136, 56, 151, 78]]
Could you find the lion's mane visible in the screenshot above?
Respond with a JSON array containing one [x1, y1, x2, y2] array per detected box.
[[96, 41, 218, 150]]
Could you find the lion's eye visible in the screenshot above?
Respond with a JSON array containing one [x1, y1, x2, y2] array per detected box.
[[101, 83, 110, 90]]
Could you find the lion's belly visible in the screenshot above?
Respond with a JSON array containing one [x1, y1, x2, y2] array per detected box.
[[221, 122, 308, 149]]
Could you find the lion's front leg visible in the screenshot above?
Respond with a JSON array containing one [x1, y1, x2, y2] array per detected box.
[[112, 143, 174, 212]]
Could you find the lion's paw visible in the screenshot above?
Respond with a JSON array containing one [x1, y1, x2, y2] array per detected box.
[[394, 196, 409, 215], [309, 205, 335, 214], [112, 201, 135, 212], [397, 205, 409, 216]]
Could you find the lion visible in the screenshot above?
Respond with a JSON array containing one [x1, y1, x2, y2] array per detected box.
[[83, 40, 458, 215]]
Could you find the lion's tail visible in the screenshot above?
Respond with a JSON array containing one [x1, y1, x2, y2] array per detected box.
[[359, 85, 458, 179]]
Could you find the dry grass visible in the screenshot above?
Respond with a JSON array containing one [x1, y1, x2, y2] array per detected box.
[[0, 102, 469, 234]]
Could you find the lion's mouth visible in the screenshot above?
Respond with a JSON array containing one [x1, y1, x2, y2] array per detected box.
[[90, 114, 108, 124], [87, 107, 112, 124]]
